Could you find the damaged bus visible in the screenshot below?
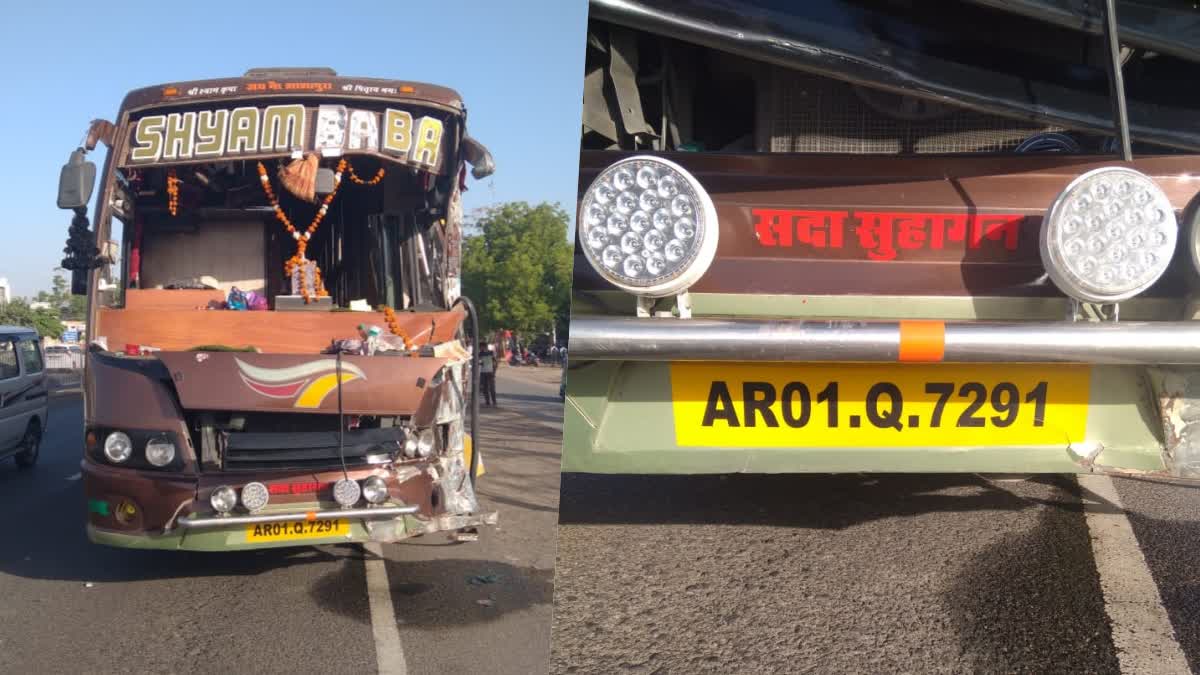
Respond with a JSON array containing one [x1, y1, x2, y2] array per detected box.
[[57, 67, 497, 550], [565, 1, 1200, 481]]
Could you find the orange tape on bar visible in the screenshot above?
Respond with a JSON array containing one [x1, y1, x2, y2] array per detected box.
[[898, 321, 945, 362]]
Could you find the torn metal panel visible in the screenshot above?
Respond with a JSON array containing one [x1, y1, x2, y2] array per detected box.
[[583, 62, 620, 144], [1148, 367, 1200, 478], [608, 27, 657, 142]]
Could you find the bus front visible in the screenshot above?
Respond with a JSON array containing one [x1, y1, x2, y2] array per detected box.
[[57, 68, 497, 551]]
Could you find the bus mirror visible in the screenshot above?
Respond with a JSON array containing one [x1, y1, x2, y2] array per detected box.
[[462, 136, 495, 179], [315, 167, 336, 196], [57, 149, 96, 210]]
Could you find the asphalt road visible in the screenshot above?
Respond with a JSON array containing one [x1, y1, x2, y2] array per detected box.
[[0, 367, 561, 675], [551, 472, 1200, 674]]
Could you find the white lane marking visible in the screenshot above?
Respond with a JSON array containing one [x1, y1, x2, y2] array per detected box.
[[66, 472, 81, 481], [364, 542, 407, 675], [1078, 474, 1190, 674]]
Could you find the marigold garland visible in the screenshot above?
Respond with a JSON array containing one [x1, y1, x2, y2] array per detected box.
[[381, 306, 414, 350], [257, 158, 385, 304], [258, 159, 347, 303], [347, 163, 385, 186], [166, 168, 181, 216]]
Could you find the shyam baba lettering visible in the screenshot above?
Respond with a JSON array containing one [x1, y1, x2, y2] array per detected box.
[[128, 104, 445, 169]]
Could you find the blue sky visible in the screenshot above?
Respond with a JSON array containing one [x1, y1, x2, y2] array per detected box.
[[0, 0, 585, 297]]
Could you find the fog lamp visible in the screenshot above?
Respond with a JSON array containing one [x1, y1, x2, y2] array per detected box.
[[1040, 167, 1177, 303], [333, 478, 361, 507], [578, 156, 719, 298], [210, 486, 237, 514], [144, 437, 176, 467], [363, 476, 389, 504], [240, 482, 270, 513], [103, 431, 132, 464], [114, 499, 139, 524]]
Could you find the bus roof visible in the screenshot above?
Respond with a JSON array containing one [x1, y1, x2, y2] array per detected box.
[[119, 68, 465, 116]]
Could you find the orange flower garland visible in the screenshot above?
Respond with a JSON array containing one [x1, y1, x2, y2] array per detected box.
[[258, 159, 347, 303], [347, 163, 385, 185], [257, 158, 385, 304], [381, 306, 414, 350], [166, 168, 181, 216]]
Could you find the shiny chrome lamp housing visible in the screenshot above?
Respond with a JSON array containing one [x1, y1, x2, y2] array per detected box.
[[578, 156, 719, 317], [1039, 166, 1177, 304]]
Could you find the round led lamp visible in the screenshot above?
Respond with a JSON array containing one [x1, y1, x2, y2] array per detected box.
[[579, 156, 719, 298], [1040, 167, 1177, 303], [1187, 206, 1200, 280], [240, 481, 270, 513], [333, 478, 361, 507]]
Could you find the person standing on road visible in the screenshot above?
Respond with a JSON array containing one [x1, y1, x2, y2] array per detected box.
[[479, 346, 498, 406]]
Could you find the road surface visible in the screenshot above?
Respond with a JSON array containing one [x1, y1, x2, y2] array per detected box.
[[0, 367, 562, 675], [552, 472, 1200, 674]]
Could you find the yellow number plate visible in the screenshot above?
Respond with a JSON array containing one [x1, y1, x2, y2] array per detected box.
[[670, 363, 1090, 447], [245, 519, 349, 542]]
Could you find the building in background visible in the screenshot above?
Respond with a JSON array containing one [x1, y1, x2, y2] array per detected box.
[[0, 277, 9, 305]]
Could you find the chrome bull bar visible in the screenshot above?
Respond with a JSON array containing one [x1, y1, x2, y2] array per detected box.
[[178, 505, 418, 529], [569, 316, 1200, 364]]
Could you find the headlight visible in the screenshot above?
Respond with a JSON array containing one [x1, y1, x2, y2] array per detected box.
[[403, 437, 418, 458], [363, 476, 389, 504], [144, 437, 176, 467], [579, 156, 719, 298], [1040, 167, 1177, 303], [103, 432, 132, 463], [415, 429, 435, 458], [240, 482, 270, 512], [210, 486, 237, 514], [333, 478, 361, 507]]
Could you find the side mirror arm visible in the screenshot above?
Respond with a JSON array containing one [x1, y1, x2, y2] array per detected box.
[[462, 135, 495, 180]]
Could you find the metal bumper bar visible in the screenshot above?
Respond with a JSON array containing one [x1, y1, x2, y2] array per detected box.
[[178, 505, 418, 529], [570, 316, 1200, 364]]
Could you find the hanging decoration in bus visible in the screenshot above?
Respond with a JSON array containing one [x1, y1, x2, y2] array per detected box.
[[124, 104, 448, 173]]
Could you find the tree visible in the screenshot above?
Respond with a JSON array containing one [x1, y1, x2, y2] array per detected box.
[[462, 202, 573, 341], [34, 270, 85, 321], [0, 299, 64, 339]]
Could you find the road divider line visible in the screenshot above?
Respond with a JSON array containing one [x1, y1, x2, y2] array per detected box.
[[1078, 474, 1190, 674], [364, 542, 407, 675]]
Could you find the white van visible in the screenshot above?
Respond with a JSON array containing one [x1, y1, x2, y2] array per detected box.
[[0, 326, 47, 469]]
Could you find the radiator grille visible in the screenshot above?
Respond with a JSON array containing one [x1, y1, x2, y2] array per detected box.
[[766, 68, 1063, 154]]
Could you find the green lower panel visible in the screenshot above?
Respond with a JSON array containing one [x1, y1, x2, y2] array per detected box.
[[562, 360, 1167, 475]]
